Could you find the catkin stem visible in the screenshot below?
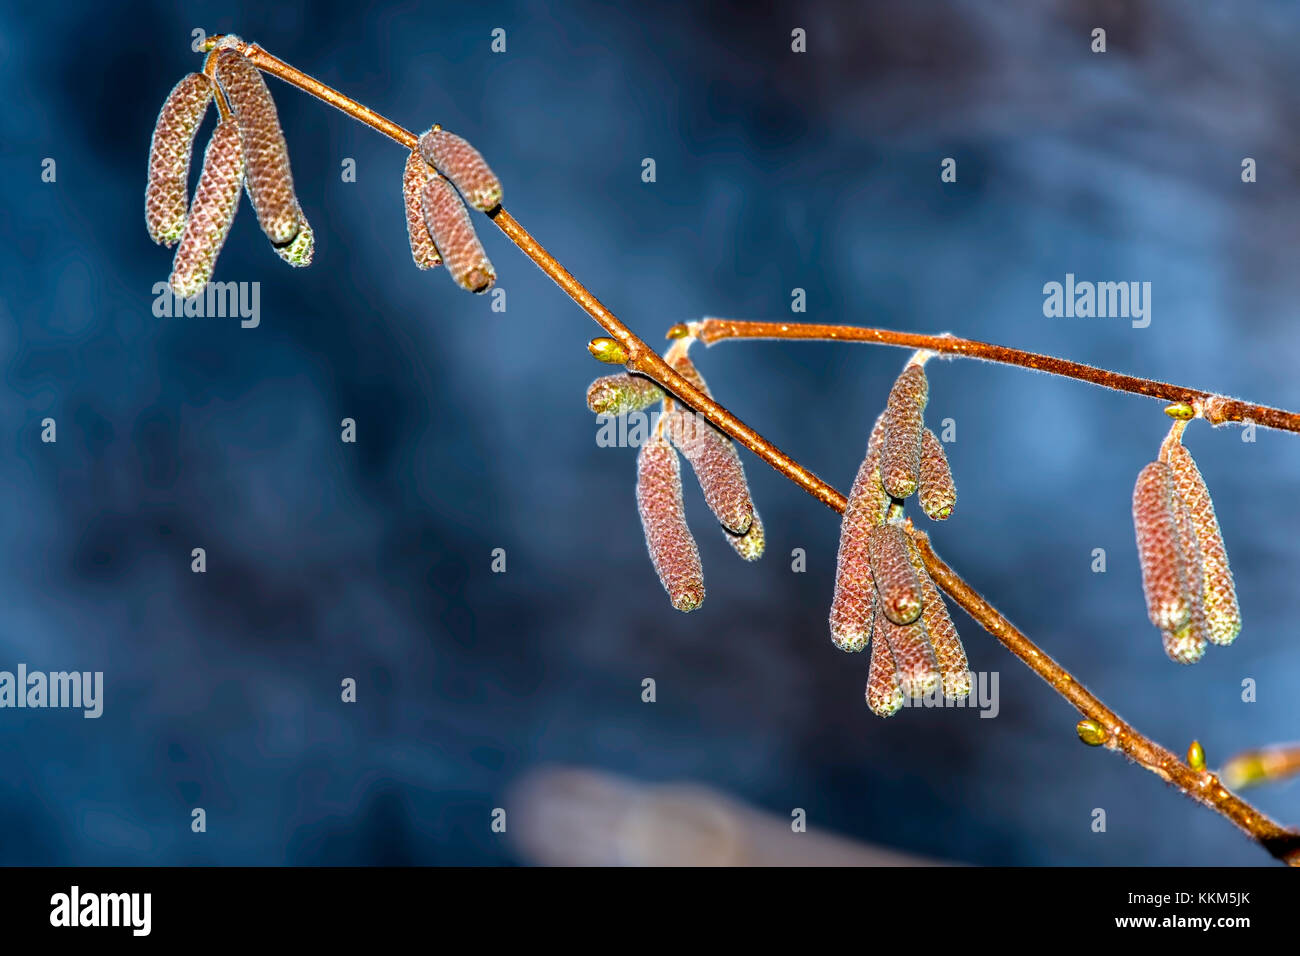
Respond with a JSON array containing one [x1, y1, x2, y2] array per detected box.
[[196, 34, 1300, 865]]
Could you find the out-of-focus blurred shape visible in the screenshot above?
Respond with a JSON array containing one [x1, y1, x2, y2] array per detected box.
[[507, 766, 943, 866], [1221, 744, 1300, 791]]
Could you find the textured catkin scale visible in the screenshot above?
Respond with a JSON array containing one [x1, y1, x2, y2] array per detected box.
[[273, 202, 314, 266], [418, 127, 503, 212], [636, 435, 704, 612], [146, 73, 214, 246], [663, 409, 754, 535], [906, 537, 970, 699], [1132, 461, 1191, 632], [881, 363, 928, 499], [867, 524, 923, 626], [723, 509, 765, 562], [1162, 628, 1207, 665], [421, 171, 496, 293], [878, 610, 940, 699], [865, 621, 904, 717], [1169, 493, 1209, 664], [586, 374, 663, 415], [829, 415, 890, 652], [1161, 441, 1241, 645], [213, 50, 302, 246], [169, 119, 245, 299], [918, 428, 956, 520], [402, 152, 443, 269]]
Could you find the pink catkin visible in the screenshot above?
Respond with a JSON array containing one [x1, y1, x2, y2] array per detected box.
[[402, 152, 443, 269], [418, 127, 503, 212], [830, 414, 889, 652], [662, 354, 754, 535], [867, 523, 923, 626], [213, 51, 303, 246], [169, 118, 245, 299], [637, 435, 704, 612], [881, 363, 928, 499], [907, 537, 970, 698], [877, 609, 940, 700], [865, 620, 904, 717], [1133, 461, 1192, 633], [1164, 494, 1208, 664], [918, 428, 956, 520], [145, 72, 214, 246], [1161, 440, 1241, 646], [421, 171, 496, 293]]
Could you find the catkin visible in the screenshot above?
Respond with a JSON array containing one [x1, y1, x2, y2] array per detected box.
[[273, 202, 314, 266], [877, 609, 940, 699], [213, 50, 303, 246], [830, 414, 889, 652], [881, 363, 928, 499], [421, 171, 496, 293], [865, 623, 904, 717], [907, 537, 970, 699], [661, 354, 754, 535], [918, 427, 956, 520], [724, 509, 765, 562], [1161, 439, 1241, 645], [1132, 461, 1191, 633], [1166, 493, 1209, 664], [403, 151, 443, 269], [146, 72, 214, 246], [586, 373, 663, 415], [867, 523, 923, 626], [637, 434, 704, 612], [418, 127, 503, 212], [169, 118, 245, 299]]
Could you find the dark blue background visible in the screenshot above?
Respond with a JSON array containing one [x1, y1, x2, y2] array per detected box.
[[2, 0, 1297, 864]]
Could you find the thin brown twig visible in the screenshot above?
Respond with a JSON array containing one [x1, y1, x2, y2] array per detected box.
[[694, 318, 1300, 434], [197, 35, 1300, 864]]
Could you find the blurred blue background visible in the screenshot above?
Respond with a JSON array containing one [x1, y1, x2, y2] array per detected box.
[[1, 0, 1298, 865]]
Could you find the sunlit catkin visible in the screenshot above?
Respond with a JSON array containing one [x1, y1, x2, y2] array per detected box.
[[907, 537, 970, 698], [586, 374, 663, 415], [918, 428, 956, 520], [402, 151, 443, 269], [169, 118, 245, 299], [146, 72, 214, 246], [662, 355, 754, 535], [418, 127, 503, 212], [881, 363, 928, 499], [213, 50, 303, 246], [830, 415, 889, 652], [1161, 438, 1241, 645], [876, 607, 939, 700], [421, 171, 496, 293], [868, 524, 923, 626], [637, 434, 704, 612], [1132, 461, 1191, 633], [1166, 493, 1209, 665], [724, 509, 765, 562], [865, 625, 904, 717]]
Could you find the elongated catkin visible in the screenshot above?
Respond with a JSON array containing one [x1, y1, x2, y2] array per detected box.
[[403, 151, 443, 269], [918, 428, 956, 520], [865, 623, 904, 717], [830, 414, 889, 652], [637, 434, 704, 612], [587, 373, 663, 415], [213, 50, 303, 246], [881, 363, 928, 499], [421, 171, 495, 293], [867, 523, 923, 626], [1132, 461, 1191, 633], [146, 72, 213, 246], [418, 127, 503, 212], [169, 118, 245, 298]]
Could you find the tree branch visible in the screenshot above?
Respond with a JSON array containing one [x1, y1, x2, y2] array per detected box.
[[200, 35, 1300, 864]]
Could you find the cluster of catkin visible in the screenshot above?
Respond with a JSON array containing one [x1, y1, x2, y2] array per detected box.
[[831, 357, 970, 716], [1132, 418, 1241, 664], [148, 37, 499, 298], [587, 343, 763, 612]]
